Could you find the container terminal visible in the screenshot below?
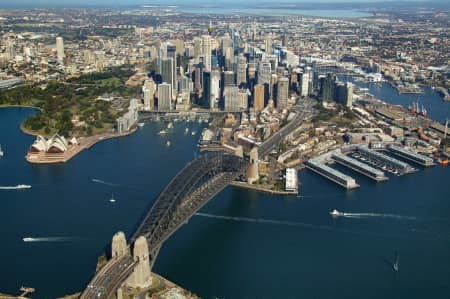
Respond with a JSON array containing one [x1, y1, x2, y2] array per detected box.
[[388, 145, 435, 167], [331, 152, 388, 182]]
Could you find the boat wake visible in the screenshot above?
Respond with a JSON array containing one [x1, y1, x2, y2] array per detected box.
[[0, 184, 32, 190], [92, 178, 115, 186], [23, 237, 74, 242], [195, 212, 353, 234], [342, 212, 417, 221]]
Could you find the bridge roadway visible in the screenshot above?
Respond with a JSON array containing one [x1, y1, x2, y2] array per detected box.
[[81, 99, 314, 298]]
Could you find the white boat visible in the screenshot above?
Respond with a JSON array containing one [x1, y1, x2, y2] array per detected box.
[[0, 144, 3, 157], [23, 237, 34, 242], [158, 130, 167, 135], [166, 141, 171, 147], [191, 131, 196, 136], [16, 184, 31, 189], [167, 122, 173, 129], [185, 128, 189, 134], [137, 122, 145, 127], [109, 194, 116, 203], [329, 209, 344, 217], [393, 251, 399, 272]]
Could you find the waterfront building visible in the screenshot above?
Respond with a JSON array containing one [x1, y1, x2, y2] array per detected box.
[[276, 77, 289, 110], [285, 168, 298, 192], [29, 134, 69, 153], [247, 147, 259, 184], [142, 79, 156, 110], [253, 84, 265, 111], [56, 37, 64, 63], [158, 83, 172, 111], [116, 99, 138, 133]]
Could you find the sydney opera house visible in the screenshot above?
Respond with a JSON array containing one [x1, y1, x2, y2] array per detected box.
[[29, 134, 75, 153], [26, 134, 79, 163]]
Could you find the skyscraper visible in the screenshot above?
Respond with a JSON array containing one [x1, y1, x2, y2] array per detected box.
[[158, 83, 172, 111], [142, 79, 156, 110], [236, 54, 247, 86], [161, 58, 175, 93], [320, 73, 337, 102], [257, 62, 271, 85], [56, 37, 65, 63], [202, 35, 211, 71], [224, 86, 240, 111], [300, 72, 310, 97], [253, 84, 265, 111], [276, 77, 289, 109]]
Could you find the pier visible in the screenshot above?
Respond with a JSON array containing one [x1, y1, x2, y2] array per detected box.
[[388, 145, 435, 167], [356, 146, 415, 175], [331, 152, 388, 182], [305, 159, 359, 190]]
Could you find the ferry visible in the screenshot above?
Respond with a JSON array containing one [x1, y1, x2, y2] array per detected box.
[[23, 237, 34, 242], [329, 209, 344, 217], [16, 184, 32, 189], [438, 158, 449, 166], [158, 130, 167, 135]]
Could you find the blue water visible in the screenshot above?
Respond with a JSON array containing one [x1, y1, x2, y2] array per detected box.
[[1, 80, 450, 298], [175, 7, 371, 18]]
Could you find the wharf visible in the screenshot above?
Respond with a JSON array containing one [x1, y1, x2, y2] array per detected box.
[[25, 128, 136, 164], [305, 159, 359, 190], [356, 146, 416, 175], [388, 145, 435, 167], [332, 152, 388, 182], [230, 181, 298, 195]]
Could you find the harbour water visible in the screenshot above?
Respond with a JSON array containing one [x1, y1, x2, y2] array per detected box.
[[0, 81, 449, 298]]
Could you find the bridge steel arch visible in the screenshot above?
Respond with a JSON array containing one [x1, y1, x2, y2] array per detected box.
[[131, 152, 248, 266]]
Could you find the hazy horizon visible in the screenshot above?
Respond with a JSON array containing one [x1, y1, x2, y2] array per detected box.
[[0, 0, 448, 9]]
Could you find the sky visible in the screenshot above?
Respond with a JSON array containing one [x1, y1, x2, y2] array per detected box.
[[0, 0, 445, 8]]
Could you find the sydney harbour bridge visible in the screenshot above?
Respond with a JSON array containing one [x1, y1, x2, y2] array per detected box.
[[81, 100, 312, 298]]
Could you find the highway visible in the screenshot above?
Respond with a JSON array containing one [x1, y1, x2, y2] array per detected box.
[[258, 97, 315, 158]]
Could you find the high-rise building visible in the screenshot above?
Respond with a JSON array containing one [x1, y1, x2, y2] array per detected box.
[[56, 37, 65, 63], [236, 54, 247, 86], [211, 71, 221, 109], [223, 71, 235, 87], [202, 35, 211, 71], [276, 77, 289, 109], [257, 62, 271, 85], [238, 89, 249, 110], [265, 34, 272, 54], [300, 72, 310, 97], [193, 37, 202, 58], [281, 33, 288, 47], [203, 71, 211, 108], [142, 79, 156, 110], [345, 82, 353, 107], [158, 83, 172, 111], [320, 73, 337, 102], [253, 84, 265, 111], [161, 58, 175, 94], [224, 86, 240, 111]]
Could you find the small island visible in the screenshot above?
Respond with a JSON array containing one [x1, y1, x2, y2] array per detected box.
[[0, 66, 141, 163]]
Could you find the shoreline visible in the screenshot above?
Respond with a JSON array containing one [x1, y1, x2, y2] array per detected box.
[[24, 127, 137, 164]]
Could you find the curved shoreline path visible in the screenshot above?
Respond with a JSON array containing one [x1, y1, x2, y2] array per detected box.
[[24, 128, 137, 164]]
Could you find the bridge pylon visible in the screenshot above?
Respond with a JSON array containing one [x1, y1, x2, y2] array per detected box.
[[112, 231, 129, 258], [126, 236, 153, 288]]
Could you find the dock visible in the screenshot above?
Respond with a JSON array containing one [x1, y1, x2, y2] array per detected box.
[[331, 152, 388, 182], [388, 145, 435, 167], [305, 159, 359, 190], [356, 146, 415, 175]]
